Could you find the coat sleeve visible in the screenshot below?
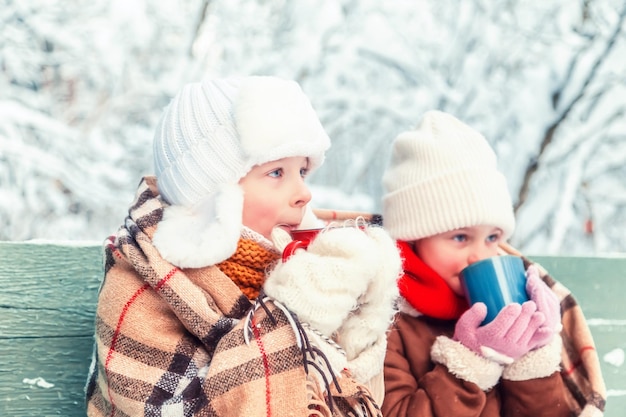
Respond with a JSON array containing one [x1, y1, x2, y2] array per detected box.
[[499, 335, 573, 417], [381, 314, 501, 417], [499, 374, 572, 417]]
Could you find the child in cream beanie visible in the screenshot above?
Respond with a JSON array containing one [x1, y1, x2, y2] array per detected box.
[[380, 111, 569, 417]]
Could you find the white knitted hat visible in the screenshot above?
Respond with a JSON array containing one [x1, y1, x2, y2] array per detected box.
[[152, 76, 331, 268], [382, 110, 515, 241]]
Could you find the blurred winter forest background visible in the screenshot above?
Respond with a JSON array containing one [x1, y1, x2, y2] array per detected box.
[[2, 0, 626, 255]]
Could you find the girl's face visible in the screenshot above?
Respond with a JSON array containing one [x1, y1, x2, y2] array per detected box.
[[239, 156, 312, 239], [413, 225, 503, 296]]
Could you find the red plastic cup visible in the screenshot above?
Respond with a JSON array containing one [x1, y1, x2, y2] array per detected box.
[[281, 228, 323, 262]]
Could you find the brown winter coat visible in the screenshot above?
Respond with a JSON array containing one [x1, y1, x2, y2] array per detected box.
[[383, 313, 572, 417], [382, 254, 606, 417]]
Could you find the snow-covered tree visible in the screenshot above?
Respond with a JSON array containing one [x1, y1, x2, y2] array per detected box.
[[1, 0, 625, 254]]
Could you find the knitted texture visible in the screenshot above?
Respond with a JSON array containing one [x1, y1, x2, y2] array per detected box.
[[453, 301, 547, 364], [152, 76, 331, 268], [85, 176, 380, 417], [265, 226, 397, 338], [517, 255, 607, 414], [86, 177, 308, 416], [382, 110, 515, 241], [153, 77, 243, 209], [154, 76, 329, 208], [216, 238, 280, 299], [264, 225, 402, 384]]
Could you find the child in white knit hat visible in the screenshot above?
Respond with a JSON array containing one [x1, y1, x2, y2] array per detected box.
[[86, 76, 401, 417], [380, 111, 579, 417]]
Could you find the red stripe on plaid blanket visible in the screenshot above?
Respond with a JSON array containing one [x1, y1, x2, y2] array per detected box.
[[107, 241, 123, 260], [156, 267, 179, 290], [565, 360, 582, 376], [252, 315, 272, 417], [565, 346, 597, 375], [104, 267, 178, 417], [579, 345, 595, 354], [105, 282, 150, 416]]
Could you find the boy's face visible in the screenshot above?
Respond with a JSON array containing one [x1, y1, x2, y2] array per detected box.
[[413, 225, 503, 296], [239, 156, 312, 240]]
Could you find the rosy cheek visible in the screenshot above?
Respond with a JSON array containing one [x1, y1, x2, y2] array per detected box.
[[449, 277, 465, 296]]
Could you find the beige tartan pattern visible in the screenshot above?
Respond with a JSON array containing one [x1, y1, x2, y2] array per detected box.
[[85, 177, 381, 417], [502, 244, 607, 415]]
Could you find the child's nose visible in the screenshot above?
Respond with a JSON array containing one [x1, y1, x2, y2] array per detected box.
[[467, 246, 492, 265], [291, 180, 312, 207]]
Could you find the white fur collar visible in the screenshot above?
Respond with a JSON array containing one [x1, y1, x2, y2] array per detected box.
[[152, 184, 244, 268]]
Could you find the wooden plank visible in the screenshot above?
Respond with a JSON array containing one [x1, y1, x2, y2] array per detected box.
[[0, 336, 94, 416], [0, 242, 101, 417], [532, 255, 626, 416]]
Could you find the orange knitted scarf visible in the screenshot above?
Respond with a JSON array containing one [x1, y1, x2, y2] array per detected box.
[[216, 238, 280, 300]]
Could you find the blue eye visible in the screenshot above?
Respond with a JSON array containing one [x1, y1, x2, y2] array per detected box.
[[300, 168, 309, 178], [487, 233, 500, 243], [268, 168, 282, 178], [453, 234, 467, 242]]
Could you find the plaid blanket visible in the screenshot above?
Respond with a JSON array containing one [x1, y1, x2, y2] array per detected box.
[[85, 177, 381, 417], [504, 245, 607, 416]]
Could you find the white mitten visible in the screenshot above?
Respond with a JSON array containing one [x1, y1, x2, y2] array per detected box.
[[335, 227, 402, 362], [264, 225, 386, 338]]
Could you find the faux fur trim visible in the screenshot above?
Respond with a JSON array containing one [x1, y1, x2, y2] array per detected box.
[[431, 336, 503, 391], [235, 76, 330, 171], [152, 184, 244, 268], [502, 335, 562, 381]]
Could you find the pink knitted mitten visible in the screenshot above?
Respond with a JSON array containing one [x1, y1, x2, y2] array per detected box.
[[525, 265, 562, 350], [453, 301, 546, 365]]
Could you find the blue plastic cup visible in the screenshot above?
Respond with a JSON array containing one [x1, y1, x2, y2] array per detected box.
[[459, 255, 529, 325]]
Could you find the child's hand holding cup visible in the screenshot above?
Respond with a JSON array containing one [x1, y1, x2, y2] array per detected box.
[[281, 223, 368, 262]]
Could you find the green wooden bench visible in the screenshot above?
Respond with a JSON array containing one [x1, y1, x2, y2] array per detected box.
[[1, 241, 625, 416]]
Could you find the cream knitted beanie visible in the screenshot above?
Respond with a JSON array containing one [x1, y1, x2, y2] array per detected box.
[[152, 76, 331, 268], [382, 110, 515, 241]]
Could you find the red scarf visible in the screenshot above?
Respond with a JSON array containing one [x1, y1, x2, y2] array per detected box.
[[397, 240, 469, 320]]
